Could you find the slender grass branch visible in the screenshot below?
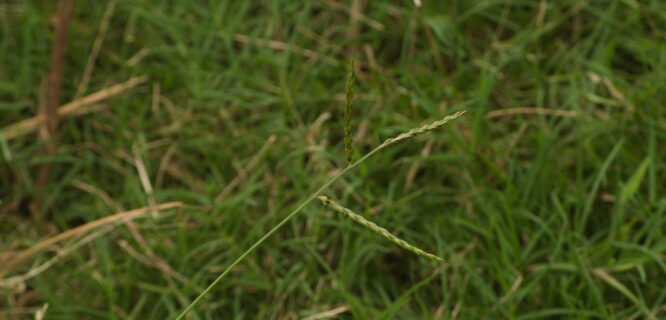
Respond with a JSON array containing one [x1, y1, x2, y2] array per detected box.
[[175, 110, 466, 319]]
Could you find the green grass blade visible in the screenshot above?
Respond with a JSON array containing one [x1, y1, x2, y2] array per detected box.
[[619, 157, 650, 204], [579, 139, 623, 234]]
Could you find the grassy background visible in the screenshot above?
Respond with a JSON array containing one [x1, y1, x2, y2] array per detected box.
[[1, 0, 665, 319]]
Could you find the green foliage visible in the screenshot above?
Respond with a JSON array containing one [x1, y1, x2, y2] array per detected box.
[[1, 0, 665, 319]]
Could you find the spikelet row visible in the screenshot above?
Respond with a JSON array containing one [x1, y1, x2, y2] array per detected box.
[[379, 110, 467, 148], [318, 196, 443, 262]]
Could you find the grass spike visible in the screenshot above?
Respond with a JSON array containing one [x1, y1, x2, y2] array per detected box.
[[318, 196, 443, 262], [344, 59, 355, 166], [380, 110, 467, 148]]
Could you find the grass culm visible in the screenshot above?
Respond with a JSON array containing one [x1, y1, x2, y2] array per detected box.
[[176, 110, 466, 319]]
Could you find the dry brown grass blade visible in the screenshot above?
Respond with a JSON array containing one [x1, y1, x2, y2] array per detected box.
[[1, 76, 148, 140], [74, 1, 116, 98], [0, 225, 115, 290], [215, 135, 277, 203], [302, 306, 349, 320], [42, 0, 76, 145], [233, 34, 339, 66], [34, 0, 77, 209], [117, 239, 196, 289], [133, 145, 159, 217], [0, 201, 182, 276], [404, 138, 434, 192], [486, 107, 578, 118]]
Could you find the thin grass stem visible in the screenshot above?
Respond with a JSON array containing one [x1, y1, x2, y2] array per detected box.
[[175, 110, 466, 319]]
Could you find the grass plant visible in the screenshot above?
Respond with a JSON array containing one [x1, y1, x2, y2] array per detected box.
[[1, 1, 664, 319], [175, 111, 465, 319]]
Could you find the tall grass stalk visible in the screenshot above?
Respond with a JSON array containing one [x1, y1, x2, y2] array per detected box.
[[175, 110, 466, 319]]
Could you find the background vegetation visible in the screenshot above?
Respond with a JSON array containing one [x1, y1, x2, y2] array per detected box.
[[1, 0, 665, 319]]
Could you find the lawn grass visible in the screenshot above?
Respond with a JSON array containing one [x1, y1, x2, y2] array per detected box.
[[1, 0, 665, 319]]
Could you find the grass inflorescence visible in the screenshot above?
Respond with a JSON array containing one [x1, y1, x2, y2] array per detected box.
[[343, 59, 355, 166], [175, 110, 466, 319], [318, 196, 443, 262], [380, 110, 467, 148]]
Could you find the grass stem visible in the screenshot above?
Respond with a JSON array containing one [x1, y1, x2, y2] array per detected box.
[[175, 110, 465, 319]]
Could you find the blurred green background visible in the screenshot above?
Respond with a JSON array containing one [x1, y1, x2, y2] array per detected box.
[[1, 0, 665, 319]]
